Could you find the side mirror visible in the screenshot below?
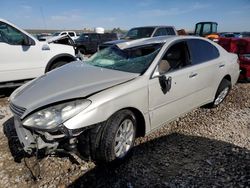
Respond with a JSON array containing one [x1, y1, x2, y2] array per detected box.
[[159, 75, 172, 94], [22, 35, 35, 46]]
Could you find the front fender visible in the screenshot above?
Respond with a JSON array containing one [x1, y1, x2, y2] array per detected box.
[[63, 77, 151, 133]]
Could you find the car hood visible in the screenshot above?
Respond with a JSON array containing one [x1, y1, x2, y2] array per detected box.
[[10, 61, 139, 118]]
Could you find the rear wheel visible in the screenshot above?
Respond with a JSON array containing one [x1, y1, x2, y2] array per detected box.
[[205, 78, 231, 108], [78, 110, 137, 163]]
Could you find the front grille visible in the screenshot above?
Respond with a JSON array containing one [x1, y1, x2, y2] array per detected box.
[[9, 103, 26, 117]]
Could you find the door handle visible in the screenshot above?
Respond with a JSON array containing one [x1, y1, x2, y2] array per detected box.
[[219, 64, 225, 68], [189, 73, 198, 78]]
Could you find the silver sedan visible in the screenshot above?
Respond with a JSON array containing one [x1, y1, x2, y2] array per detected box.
[[9, 36, 240, 163]]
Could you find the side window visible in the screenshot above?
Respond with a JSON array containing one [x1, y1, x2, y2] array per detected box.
[[61, 32, 67, 35], [68, 32, 75, 37], [154, 28, 167, 37], [165, 28, 176, 35], [0, 22, 25, 45], [158, 41, 190, 74], [187, 39, 220, 65], [195, 24, 202, 35], [203, 24, 211, 35], [212, 23, 217, 33], [91, 34, 98, 41]]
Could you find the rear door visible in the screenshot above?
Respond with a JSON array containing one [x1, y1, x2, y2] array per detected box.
[[186, 39, 221, 103], [89, 34, 99, 52]]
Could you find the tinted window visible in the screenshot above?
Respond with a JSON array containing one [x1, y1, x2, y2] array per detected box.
[[90, 34, 98, 41], [68, 32, 75, 37], [187, 39, 219, 65], [212, 23, 217, 33], [154, 28, 167, 36], [166, 28, 176, 35], [195, 24, 202, 35], [0, 22, 25, 45], [79, 34, 89, 41], [203, 24, 211, 35], [125, 27, 155, 39]]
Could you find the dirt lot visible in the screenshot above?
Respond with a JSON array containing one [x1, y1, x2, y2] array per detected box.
[[0, 83, 249, 188]]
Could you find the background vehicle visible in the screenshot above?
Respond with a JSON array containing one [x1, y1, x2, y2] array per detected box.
[[0, 18, 76, 88], [219, 32, 240, 38], [51, 31, 79, 40], [75, 32, 118, 55], [9, 36, 239, 164], [194, 22, 220, 42], [219, 37, 250, 81], [36, 33, 53, 41], [98, 26, 177, 50], [238, 32, 250, 38]]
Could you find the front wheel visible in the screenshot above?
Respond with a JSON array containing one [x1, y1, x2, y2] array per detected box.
[[78, 110, 137, 163]]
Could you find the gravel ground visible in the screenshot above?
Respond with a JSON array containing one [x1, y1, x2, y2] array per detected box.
[[0, 83, 249, 188]]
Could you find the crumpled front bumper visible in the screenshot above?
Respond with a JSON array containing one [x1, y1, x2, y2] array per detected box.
[[13, 116, 82, 155]]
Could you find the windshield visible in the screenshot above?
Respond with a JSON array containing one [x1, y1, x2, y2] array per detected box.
[[85, 43, 163, 74], [124, 27, 155, 39]]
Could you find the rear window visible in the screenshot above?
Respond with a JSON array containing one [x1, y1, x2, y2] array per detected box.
[[187, 39, 220, 65]]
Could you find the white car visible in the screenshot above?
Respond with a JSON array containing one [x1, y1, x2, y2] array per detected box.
[[10, 36, 239, 163], [0, 19, 76, 88], [50, 31, 79, 40]]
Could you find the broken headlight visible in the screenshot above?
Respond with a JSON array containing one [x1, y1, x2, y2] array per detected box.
[[23, 99, 91, 130]]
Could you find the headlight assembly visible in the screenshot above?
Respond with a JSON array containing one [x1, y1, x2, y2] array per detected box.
[[23, 99, 91, 130]]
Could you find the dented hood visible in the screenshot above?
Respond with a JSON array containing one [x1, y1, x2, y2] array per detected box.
[[10, 61, 138, 117]]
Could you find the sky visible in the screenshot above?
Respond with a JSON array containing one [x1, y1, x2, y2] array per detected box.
[[0, 0, 250, 32]]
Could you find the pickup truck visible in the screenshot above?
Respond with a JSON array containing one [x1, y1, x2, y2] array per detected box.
[[0, 18, 76, 88], [51, 31, 79, 40], [74, 33, 118, 55], [98, 26, 177, 50]]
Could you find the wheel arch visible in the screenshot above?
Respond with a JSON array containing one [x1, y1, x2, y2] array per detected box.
[[77, 45, 87, 53], [223, 74, 231, 83], [45, 53, 76, 72], [113, 107, 146, 138]]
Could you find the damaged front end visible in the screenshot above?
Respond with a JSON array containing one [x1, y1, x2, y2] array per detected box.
[[14, 115, 85, 156], [10, 99, 92, 157]]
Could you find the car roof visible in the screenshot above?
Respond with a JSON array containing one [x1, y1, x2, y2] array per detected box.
[[116, 35, 205, 50]]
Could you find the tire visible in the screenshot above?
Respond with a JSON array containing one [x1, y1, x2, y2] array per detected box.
[[78, 110, 137, 163], [204, 79, 231, 108], [78, 47, 86, 55], [49, 61, 68, 71]]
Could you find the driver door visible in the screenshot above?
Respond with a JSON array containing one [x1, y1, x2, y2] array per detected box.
[[148, 41, 201, 130]]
